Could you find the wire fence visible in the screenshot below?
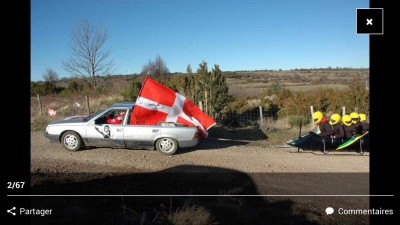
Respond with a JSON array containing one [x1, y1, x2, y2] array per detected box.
[[215, 109, 279, 127]]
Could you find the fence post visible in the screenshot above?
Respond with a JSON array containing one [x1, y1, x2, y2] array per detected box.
[[198, 101, 203, 111], [37, 94, 43, 117], [310, 106, 314, 128], [259, 106, 263, 122], [85, 96, 90, 114], [342, 106, 346, 116]]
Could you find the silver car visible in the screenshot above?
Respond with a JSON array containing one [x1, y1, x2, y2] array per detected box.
[[44, 102, 201, 155]]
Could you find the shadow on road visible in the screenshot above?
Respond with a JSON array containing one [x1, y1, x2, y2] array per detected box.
[[178, 126, 267, 153], [31, 165, 368, 225]]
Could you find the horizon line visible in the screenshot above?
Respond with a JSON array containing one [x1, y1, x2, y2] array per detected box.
[[31, 66, 370, 82]]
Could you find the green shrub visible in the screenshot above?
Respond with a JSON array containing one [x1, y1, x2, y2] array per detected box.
[[120, 78, 141, 101], [31, 82, 55, 96], [67, 80, 82, 92], [57, 89, 72, 98]]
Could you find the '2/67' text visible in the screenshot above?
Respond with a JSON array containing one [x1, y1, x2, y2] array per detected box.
[[7, 182, 25, 189]]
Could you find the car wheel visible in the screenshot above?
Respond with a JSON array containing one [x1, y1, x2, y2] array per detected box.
[[61, 131, 82, 152], [156, 137, 178, 156]]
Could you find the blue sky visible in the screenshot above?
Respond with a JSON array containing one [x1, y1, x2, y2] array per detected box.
[[31, 0, 369, 81]]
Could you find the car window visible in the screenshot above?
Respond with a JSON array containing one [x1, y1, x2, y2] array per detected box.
[[95, 109, 128, 125], [84, 109, 106, 121], [95, 110, 114, 125]]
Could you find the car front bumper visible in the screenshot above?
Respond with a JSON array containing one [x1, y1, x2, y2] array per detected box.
[[44, 132, 59, 143]]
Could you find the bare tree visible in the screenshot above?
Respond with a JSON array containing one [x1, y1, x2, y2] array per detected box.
[[42, 68, 58, 84], [42, 68, 59, 94], [141, 55, 169, 77], [141, 59, 153, 76], [63, 20, 113, 89]]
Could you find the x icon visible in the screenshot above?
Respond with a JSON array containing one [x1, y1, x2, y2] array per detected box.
[[366, 18, 373, 25]]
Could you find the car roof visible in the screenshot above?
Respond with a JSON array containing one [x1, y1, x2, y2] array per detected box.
[[109, 102, 135, 108]]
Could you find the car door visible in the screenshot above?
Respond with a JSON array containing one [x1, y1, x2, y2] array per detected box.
[[85, 109, 125, 147], [123, 125, 161, 149]]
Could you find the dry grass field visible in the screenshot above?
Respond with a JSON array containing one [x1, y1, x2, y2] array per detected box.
[[225, 69, 368, 98]]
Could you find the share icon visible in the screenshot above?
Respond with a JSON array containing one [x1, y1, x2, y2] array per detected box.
[[7, 207, 16, 216]]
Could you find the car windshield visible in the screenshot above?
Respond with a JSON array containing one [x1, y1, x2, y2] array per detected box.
[[83, 109, 107, 121]]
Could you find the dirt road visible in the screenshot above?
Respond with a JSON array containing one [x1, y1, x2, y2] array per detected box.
[[31, 131, 369, 174]]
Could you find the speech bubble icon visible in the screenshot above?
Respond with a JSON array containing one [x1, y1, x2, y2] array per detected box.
[[325, 207, 334, 215]]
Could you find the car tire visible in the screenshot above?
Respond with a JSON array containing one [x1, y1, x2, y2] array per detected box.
[[61, 131, 82, 152], [156, 137, 178, 156]]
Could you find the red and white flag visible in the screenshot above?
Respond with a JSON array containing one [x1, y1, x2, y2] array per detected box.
[[48, 108, 57, 116], [130, 77, 216, 137]]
